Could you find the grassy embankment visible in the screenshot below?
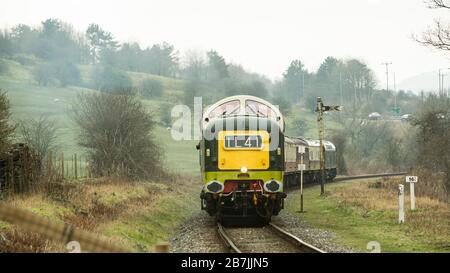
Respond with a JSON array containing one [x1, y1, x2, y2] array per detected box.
[[0, 176, 200, 252], [285, 177, 450, 252]]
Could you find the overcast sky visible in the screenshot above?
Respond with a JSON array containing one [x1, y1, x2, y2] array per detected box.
[[1, 0, 450, 87]]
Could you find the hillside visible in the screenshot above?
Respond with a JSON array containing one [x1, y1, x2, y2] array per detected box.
[[0, 57, 339, 175], [0, 57, 199, 174]]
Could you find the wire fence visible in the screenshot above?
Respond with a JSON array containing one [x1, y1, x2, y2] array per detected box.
[[0, 147, 92, 196], [0, 202, 129, 253]]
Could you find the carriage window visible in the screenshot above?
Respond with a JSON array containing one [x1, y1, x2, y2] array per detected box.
[[245, 100, 277, 118], [208, 100, 240, 119]]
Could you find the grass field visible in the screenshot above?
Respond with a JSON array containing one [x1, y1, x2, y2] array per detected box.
[[285, 177, 450, 253]]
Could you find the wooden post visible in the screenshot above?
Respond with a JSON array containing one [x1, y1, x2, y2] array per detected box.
[[74, 153, 77, 179]]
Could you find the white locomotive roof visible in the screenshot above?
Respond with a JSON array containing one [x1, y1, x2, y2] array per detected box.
[[202, 95, 284, 132]]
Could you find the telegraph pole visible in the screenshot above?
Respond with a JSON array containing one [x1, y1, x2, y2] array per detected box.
[[316, 97, 342, 195], [381, 62, 392, 92], [393, 72, 397, 108]]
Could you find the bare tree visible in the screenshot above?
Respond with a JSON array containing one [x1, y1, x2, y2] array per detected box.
[[0, 90, 15, 153], [70, 92, 163, 179], [17, 115, 58, 163], [417, 1, 450, 51]]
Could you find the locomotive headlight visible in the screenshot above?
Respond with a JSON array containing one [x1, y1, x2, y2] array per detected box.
[[240, 166, 248, 173], [264, 179, 282, 193], [205, 180, 224, 193]]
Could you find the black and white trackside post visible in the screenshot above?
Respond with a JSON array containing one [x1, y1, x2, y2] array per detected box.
[[406, 176, 418, 211], [297, 145, 306, 213], [398, 184, 405, 224]]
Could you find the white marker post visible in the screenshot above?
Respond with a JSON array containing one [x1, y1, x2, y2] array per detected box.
[[406, 176, 418, 211], [398, 184, 405, 223], [298, 146, 306, 213]]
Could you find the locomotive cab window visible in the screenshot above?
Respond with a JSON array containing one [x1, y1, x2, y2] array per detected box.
[[208, 100, 240, 119], [245, 100, 277, 118]]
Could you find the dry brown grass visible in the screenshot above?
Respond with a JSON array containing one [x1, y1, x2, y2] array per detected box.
[[330, 177, 450, 243], [0, 175, 195, 252]]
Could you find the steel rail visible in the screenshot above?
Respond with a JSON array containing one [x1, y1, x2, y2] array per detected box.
[[217, 222, 242, 253], [269, 223, 326, 253], [332, 172, 407, 182]]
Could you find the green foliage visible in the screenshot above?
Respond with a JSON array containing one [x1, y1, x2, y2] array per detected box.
[[206, 50, 229, 80], [140, 78, 163, 98], [143, 42, 179, 77], [270, 96, 292, 116], [242, 80, 268, 99], [32, 61, 81, 87], [86, 23, 118, 64], [0, 30, 13, 56], [91, 66, 133, 93], [282, 59, 308, 103], [32, 63, 55, 86], [54, 62, 81, 87]]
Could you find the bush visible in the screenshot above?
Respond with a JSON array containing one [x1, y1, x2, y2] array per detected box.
[[91, 66, 133, 93], [32, 63, 55, 86], [140, 78, 163, 98], [70, 92, 163, 179], [17, 115, 59, 164], [54, 61, 81, 87]]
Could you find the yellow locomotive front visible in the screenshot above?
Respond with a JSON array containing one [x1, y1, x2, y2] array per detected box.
[[198, 96, 286, 224]]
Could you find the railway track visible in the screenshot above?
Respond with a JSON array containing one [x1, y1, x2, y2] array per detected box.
[[217, 222, 326, 253], [216, 173, 407, 253], [286, 172, 407, 192], [332, 172, 407, 183]]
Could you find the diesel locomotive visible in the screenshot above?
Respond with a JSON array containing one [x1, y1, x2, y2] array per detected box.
[[198, 95, 336, 223]]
